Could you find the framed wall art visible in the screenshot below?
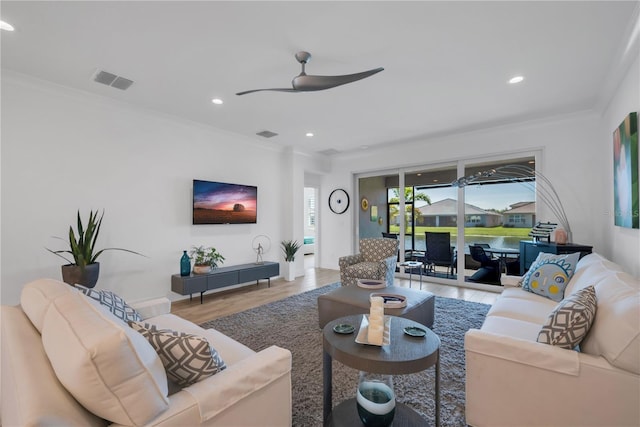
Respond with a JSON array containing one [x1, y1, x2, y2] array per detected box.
[[613, 112, 639, 229], [370, 206, 378, 222]]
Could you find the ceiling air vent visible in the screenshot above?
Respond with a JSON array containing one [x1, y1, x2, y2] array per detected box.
[[318, 148, 340, 156], [256, 130, 278, 138], [92, 70, 134, 91]]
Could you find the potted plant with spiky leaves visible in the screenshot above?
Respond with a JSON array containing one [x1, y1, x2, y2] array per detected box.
[[281, 240, 301, 281], [46, 210, 144, 287]]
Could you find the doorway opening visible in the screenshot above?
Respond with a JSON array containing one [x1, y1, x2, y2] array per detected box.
[[303, 187, 318, 268]]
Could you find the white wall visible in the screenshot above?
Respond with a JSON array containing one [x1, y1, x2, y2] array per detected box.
[[602, 54, 640, 276], [1, 73, 292, 305]]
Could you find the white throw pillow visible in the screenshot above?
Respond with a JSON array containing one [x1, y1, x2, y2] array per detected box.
[[130, 321, 227, 387], [40, 291, 169, 426], [20, 278, 76, 333], [580, 273, 640, 374]]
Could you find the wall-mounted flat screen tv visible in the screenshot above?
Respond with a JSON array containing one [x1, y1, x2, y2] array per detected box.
[[193, 179, 257, 224]]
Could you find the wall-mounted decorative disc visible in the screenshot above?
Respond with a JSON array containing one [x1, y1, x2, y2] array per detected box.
[[361, 197, 369, 211], [329, 189, 350, 214]]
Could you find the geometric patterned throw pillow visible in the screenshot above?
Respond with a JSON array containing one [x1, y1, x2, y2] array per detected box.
[[537, 285, 597, 350], [74, 285, 142, 323], [521, 252, 581, 302], [129, 321, 226, 387]]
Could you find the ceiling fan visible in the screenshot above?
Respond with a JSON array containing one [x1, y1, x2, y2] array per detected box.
[[236, 51, 384, 96]]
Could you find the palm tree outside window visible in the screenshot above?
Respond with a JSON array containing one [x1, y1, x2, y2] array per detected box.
[[387, 187, 431, 254]]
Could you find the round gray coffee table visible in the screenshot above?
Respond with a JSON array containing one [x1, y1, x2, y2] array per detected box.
[[323, 314, 441, 426]]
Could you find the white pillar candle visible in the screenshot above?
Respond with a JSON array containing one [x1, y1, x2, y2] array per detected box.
[[368, 296, 385, 345]]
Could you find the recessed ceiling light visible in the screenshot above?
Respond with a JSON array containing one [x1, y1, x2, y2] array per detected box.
[[508, 76, 524, 84], [0, 21, 15, 31], [306, 132, 314, 137], [211, 98, 223, 105]]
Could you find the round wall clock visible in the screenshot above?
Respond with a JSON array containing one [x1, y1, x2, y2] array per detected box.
[[328, 189, 350, 214], [361, 197, 369, 211]]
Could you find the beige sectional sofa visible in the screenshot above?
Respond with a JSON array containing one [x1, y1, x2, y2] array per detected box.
[[465, 252, 639, 426], [1, 279, 292, 426]]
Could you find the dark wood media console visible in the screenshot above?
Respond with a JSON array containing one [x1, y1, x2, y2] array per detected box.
[[171, 261, 279, 303], [519, 241, 593, 275]]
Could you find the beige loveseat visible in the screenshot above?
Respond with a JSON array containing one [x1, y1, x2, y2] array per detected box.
[[1, 279, 292, 426], [465, 252, 639, 426]]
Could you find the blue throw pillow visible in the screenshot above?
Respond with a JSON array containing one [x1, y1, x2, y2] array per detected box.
[[521, 252, 580, 302]]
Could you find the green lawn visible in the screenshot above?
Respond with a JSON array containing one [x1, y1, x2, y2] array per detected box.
[[388, 226, 531, 238]]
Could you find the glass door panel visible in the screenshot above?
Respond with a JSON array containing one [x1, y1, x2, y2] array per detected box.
[[387, 186, 414, 259], [410, 166, 458, 279], [462, 157, 535, 285]]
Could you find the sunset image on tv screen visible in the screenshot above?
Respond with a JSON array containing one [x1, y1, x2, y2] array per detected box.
[[193, 180, 257, 224]]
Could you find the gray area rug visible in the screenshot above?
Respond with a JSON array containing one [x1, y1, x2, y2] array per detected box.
[[200, 283, 490, 426]]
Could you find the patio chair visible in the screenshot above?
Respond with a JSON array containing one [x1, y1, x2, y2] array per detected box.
[[474, 243, 491, 249], [423, 232, 455, 277], [339, 238, 399, 287], [505, 256, 521, 275], [468, 244, 502, 284]]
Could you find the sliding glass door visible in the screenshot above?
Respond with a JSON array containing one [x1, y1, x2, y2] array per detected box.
[[360, 165, 459, 279], [356, 154, 537, 286], [461, 157, 536, 284]]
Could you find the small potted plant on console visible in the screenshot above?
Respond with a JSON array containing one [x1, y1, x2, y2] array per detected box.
[[190, 245, 225, 274]]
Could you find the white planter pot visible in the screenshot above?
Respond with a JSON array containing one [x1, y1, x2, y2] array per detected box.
[[284, 261, 296, 281], [193, 265, 212, 274]]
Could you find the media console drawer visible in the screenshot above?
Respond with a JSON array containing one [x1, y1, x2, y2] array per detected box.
[[171, 275, 207, 295], [238, 263, 279, 282], [171, 261, 280, 303], [208, 271, 238, 289]]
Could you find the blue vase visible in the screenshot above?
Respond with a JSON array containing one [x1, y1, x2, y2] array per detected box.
[[180, 250, 191, 276]]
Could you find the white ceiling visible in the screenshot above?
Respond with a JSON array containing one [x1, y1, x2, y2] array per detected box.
[[2, 1, 638, 156]]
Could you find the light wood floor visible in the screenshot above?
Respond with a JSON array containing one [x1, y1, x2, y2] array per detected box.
[[171, 255, 499, 324]]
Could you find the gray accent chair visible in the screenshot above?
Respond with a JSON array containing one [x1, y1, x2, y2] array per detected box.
[[338, 238, 399, 287]]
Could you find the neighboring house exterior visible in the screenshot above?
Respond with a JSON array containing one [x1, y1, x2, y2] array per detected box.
[[416, 198, 502, 227], [503, 201, 536, 228]]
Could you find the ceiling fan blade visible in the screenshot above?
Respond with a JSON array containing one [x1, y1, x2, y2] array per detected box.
[[236, 88, 299, 96], [292, 67, 384, 91], [236, 51, 384, 96]]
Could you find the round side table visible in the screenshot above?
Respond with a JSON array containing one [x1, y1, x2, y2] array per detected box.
[[322, 314, 440, 426], [399, 261, 424, 289]]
